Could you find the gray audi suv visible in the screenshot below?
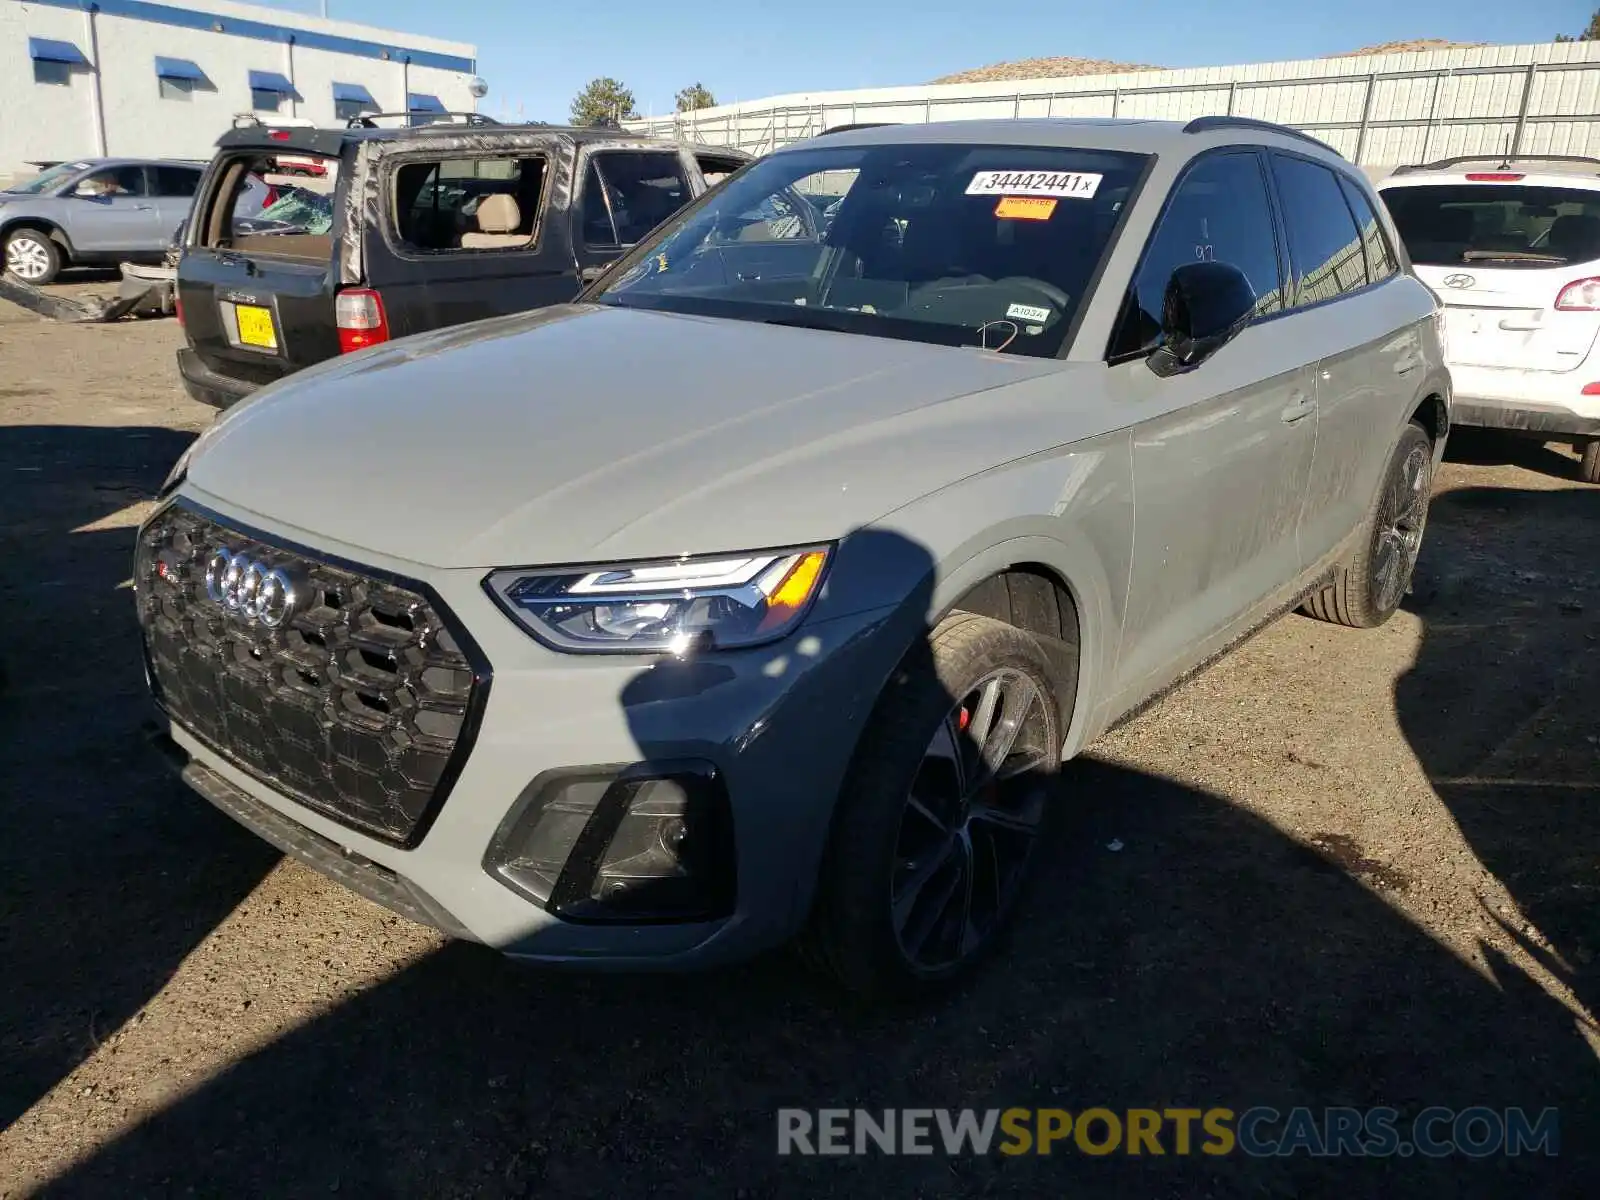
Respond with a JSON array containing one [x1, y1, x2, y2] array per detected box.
[[136, 117, 1449, 997]]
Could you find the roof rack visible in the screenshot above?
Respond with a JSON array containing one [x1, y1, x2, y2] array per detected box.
[[1390, 153, 1600, 175], [1182, 115, 1341, 157], [344, 111, 500, 129]]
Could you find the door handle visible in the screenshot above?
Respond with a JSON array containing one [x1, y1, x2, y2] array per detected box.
[[134, 204, 155, 211], [1498, 318, 1541, 332], [1393, 354, 1420, 375], [579, 265, 606, 282], [1280, 391, 1316, 424]]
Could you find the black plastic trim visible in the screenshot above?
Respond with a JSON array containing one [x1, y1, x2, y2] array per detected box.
[[1390, 153, 1600, 176], [1183, 115, 1343, 158], [143, 496, 494, 850], [168, 744, 480, 942], [483, 760, 736, 926]]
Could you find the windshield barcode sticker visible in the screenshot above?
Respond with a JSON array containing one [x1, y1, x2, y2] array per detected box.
[[967, 170, 1102, 198]]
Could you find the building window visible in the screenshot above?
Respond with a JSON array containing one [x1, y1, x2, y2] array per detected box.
[[252, 87, 282, 112], [335, 98, 378, 121], [332, 82, 378, 123], [159, 77, 194, 101], [33, 60, 73, 86]]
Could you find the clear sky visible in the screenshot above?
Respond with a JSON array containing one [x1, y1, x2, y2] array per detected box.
[[252, 0, 1594, 124]]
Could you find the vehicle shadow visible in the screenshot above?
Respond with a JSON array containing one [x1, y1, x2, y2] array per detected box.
[[1443, 428, 1585, 483], [0, 424, 280, 1128], [1397, 483, 1600, 1020], [32, 522, 1598, 1196]]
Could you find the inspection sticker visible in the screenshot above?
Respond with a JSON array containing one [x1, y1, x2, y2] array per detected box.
[[967, 170, 1102, 198], [994, 196, 1058, 220], [1006, 303, 1053, 323]]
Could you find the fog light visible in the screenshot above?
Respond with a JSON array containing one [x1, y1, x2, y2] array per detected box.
[[483, 761, 735, 924]]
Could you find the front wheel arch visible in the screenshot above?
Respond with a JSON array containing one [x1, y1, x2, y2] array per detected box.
[[2, 220, 73, 261]]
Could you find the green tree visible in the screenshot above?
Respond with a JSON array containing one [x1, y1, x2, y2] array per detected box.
[[675, 83, 717, 113], [1555, 8, 1600, 40], [570, 77, 637, 126]]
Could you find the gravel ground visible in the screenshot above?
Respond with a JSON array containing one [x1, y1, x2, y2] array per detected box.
[[0, 299, 1596, 1197]]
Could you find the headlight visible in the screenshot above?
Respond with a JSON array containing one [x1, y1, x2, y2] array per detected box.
[[485, 546, 832, 654]]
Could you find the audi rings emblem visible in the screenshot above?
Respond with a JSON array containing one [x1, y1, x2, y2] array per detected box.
[[1441, 273, 1476, 290], [204, 548, 300, 628]]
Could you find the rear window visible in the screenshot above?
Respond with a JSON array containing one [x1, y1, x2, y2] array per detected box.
[[391, 156, 548, 253], [201, 153, 339, 263], [1380, 184, 1600, 268]]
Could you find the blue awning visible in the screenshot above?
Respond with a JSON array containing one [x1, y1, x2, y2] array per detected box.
[[407, 93, 446, 113], [248, 70, 296, 95], [28, 37, 89, 65], [331, 82, 376, 104], [154, 56, 206, 81]]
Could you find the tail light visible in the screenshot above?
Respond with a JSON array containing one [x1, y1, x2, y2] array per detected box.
[[1465, 172, 1525, 181], [261, 185, 279, 209], [1581, 383, 1600, 396], [1555, 277, 1600, 311], [335, 288, 389, 353]]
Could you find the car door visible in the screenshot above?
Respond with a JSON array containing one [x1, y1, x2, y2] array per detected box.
[[1104, 148, 1317, 709], [1268, 153, 1419, 572], [573, 149, 693, 286], [64, 165, 162, 255], [151, 165, 203, 243]]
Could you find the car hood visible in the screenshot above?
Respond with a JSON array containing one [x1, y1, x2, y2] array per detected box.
[[185, 304, 1094, 569]]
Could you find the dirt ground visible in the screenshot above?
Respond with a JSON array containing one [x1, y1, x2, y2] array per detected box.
[[0, 298, 1596, 1197]]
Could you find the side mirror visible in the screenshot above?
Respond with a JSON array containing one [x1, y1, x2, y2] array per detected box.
[[1149, 261, 1256, 377]]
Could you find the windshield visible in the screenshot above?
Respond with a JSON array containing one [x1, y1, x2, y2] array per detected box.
[[1381, 184, 1600, 268], [8, 161, 93, 195], [254, 187, 334, 234], [593, 142, 1149, 357]]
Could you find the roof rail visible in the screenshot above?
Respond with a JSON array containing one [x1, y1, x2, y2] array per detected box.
[[1390, 153, 1600, 175], [1182, 115, 1341, 156], [344, 111, 500, 129], [818, 122, 899, 137]]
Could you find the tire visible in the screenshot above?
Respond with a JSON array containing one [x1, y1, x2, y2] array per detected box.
[[4, 228, 63, 285], [1303, 420, 1434, 629], [1580, 440, 1600, 485], [802, 612, 1064, 1000]]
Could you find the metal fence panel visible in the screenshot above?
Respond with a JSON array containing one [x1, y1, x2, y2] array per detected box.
[[643, 42, 1600, 167]]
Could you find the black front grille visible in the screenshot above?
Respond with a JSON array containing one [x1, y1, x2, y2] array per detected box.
[[135, 501, 489, 847]]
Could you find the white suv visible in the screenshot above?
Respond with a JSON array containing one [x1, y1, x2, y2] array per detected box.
[[1380, 156, 1600, 482]]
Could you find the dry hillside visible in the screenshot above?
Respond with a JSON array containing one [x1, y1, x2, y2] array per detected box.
[[932, 39, 1492, 85], [1337, 38, 1489, 55], [932, 56, 1161, 85]]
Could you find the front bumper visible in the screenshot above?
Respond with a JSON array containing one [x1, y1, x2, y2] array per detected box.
[[149, 492, 919, 968]]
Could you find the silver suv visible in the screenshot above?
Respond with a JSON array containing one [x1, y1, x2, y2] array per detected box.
[[136, 117, 1449, 997], [1, 157, 208, 284]]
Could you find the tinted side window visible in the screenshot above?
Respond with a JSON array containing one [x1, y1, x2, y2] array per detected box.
[[582, 152, 690, 247], [1272, 155, 1368, 306], [1337, 175, 1397, 282], [1111, 151, 1283, 358], [154, 167, 201, 198]]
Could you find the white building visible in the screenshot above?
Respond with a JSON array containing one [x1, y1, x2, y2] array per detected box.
[[1, 0, 479, 182]]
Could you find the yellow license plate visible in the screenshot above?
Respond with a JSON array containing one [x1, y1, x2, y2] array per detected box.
[[236, 304, 278, 350]]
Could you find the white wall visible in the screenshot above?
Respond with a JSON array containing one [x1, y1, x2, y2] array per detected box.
[[1, 0, 478, 180], [634, 41, 1600, 169]]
